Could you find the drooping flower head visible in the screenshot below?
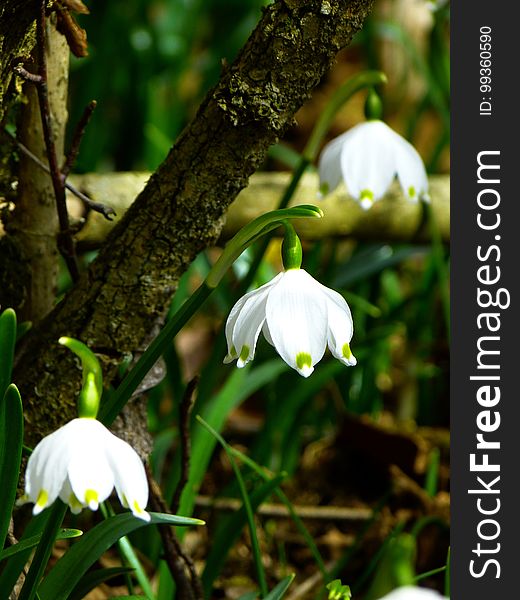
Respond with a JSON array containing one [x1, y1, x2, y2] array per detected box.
[[19, 418, 150, 521], [224, 224, 356, 377], [318, 91, 428, 209]]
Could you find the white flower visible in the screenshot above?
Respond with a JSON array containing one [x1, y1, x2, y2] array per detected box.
[[224, 268, 356, 377], [378, 586, 447, 600], [318, 120, 429, 209], [19, 418, 150, 521]]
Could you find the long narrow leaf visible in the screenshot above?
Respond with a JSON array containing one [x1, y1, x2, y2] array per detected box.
[[38, 512, 203, 600], [264, 574, 295, 600], [0, 308, 16, 401], [0, 384, 23, 551], [0, 511, 49, 594], [0, 529, 82, 562]]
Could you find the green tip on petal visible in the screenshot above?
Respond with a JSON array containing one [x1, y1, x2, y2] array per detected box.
[[237, 345, 250, 368], [223, 345, 237, 364], [34, 489, 49, 514], [132, 500, 151, 521], [69, 493, 84, 515], [296, 352, 313, 377], [359, 189, 374, 211], [85, 489, 99, 510], [342, 343, 357, 366], [318, 182, 330, 198], [408, 185, 416, 198]]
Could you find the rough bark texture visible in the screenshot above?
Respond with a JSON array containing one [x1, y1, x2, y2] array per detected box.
[[4, 22, 69, 321], [65, 172, 450, 247], [0, 0, 40, 122], [14, 0, 374, 448]]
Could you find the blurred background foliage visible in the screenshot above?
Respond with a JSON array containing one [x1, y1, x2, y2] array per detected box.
[[64, 0, 450, 597]]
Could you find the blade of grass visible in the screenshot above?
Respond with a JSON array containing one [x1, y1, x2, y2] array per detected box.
[[196, 416, 268, 598], [228, 446, 330, 583], [0, 384, 23, 551]]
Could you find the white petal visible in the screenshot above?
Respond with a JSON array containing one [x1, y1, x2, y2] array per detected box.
[[318, 284, 357, 366], [106, 434, 150, 521], [224, 274, 282, 363], [390, 129, 429, 201], [66, 420, 115, 510], [265, 270, 328, 376], [318, 131, 352, 196], [379, 586, 446, 600], [224, 273, 281, 367], [339, 121, 397, 201], [262, 320, 274, 346], [25, 422, 75, 513], [231, 286, 272, 368]]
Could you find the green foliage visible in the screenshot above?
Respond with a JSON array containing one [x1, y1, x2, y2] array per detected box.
[[327, 579, 352, 600], [38, 512, 203, 600]]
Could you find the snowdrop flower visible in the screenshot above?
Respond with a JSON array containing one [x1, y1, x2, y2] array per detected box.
[[318, 120, 429, 210], [19, 418, 150, 521], [378, 586, 447, 600], [224, 268, 356, 377]]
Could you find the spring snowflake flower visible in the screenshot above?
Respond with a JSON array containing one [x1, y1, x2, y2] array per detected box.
[[378, 586, 447, 600], [224, 268, 356, 377], [19, 418, 150, 521], [318, 120, 429, 209]]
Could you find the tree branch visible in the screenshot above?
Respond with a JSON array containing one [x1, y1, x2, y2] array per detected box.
[[64, 172, 450, 248], [14, 0, 375, 448]]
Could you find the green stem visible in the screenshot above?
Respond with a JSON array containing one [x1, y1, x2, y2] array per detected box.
[[241, 70, 386, 292], [281, 222, 302, 270], [99, 283, 213, 426], [18, 502, 67, 600]]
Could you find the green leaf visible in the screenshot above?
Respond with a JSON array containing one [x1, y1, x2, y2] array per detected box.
[[327, 579, 352, 600], [0, 384, 23, 551], [0, 511, 49, 594], [0, 308, 17, 400], [68, 567, 135, 600], [264, 574, 295, 600], [38, 512, 203, 600], [0, 529, 82, 562]]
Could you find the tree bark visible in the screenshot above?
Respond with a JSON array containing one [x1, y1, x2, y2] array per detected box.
[[14, 0, 375, 448], [4, 21, 69, 322], [0, 0, 40, 123]]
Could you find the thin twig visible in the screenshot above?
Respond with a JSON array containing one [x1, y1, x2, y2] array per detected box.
[[145, 465, 204, 600], [171, 376, 199, 515], [13, 64, 42, 84], [195, 496, 373, 521], [3, 128, 116, 219], [34, 0, 79, 281], [61, 99, 96, 179]]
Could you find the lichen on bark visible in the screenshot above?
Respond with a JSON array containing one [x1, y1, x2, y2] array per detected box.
[[13, 0, 375, 450]]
